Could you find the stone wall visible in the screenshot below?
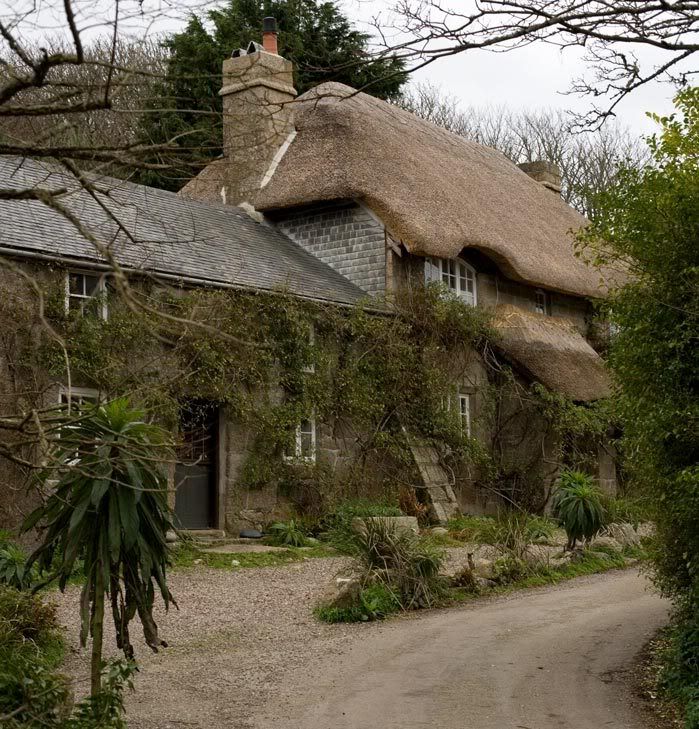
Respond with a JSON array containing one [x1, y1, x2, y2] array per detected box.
[[273, 201, 386, 296]]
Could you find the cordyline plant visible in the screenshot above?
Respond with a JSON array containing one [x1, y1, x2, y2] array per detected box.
[[24, 398, 176, 697], [551, 470, 606, 550]]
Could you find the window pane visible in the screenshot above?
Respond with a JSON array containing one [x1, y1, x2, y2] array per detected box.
[[69, 273, 84, 295], [300, 431, 314, 458], [83, 275, 100, 296]]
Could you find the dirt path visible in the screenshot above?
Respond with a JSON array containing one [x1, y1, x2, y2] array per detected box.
[[54, 564, 667, 729], [258, 570, 668, 729]]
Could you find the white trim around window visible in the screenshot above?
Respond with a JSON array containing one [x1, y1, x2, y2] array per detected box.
[[442, 390, 473, 437], [65, 271, 108, 319], [424, 257, 477, 306], [284, 416, 316, 463], [458, 393, 471, 437], [302, 324, 315, 374], [58, 385, 100, 410]]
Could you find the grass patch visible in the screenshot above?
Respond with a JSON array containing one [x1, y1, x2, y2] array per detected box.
[[169, 540, 336, 571], [446, 513, 559, 546]]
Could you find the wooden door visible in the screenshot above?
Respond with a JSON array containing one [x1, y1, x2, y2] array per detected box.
[[175, 401, 217, 529]]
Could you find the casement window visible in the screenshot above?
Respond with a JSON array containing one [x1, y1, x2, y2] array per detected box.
[[285, 417, 316, 462], [65, 271, 108, 319], [442, 391, 472, 437], [424, 257, 477, 306], [302, 324, 315, 374], [458, 393, 471, 437], [534, 289, 551, 316]]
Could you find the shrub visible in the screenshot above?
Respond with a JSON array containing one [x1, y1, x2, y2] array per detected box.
[[0, 541, 36, 590], [492, 554, 530, 585], [315, 583, 401, 623], [267, 519, 308, 547], [322, 500, 403, 552], [0, 586, 68, 727], [552, 470, 606, 549], [600, 495, 648, 527], [350, 519, 447, 610], [448, 512, 556, 547]]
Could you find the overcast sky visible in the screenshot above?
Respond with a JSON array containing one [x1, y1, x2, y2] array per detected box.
[[5, 0, 681, 139], [342, 0, 678, 139]]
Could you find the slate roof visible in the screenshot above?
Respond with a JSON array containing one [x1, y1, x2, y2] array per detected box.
[[0, 156, 366, 307]]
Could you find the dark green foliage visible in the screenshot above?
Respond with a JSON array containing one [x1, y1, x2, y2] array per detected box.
[[658, 619, 699, 729], [447, 512, 557, 546], [551, 471, 605, 549], [349, 520, 447, 610], [322, 500, 403, 552], [0, 585, 67, 727], [580, 87, 699, 726], [137, 0, 407, 190], [315, 583, 401, 623], [66, 660, 136, 729], [0, 540, 36, 590], [267, 519, 308, 547], [24, 398, 175, 697]]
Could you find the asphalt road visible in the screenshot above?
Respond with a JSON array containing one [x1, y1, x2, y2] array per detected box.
[[260, 571, 668, 729]]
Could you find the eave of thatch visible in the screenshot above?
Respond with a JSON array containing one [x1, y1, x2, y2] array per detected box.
[[493, 305, 611, 402], [246, 83, 615, 299]]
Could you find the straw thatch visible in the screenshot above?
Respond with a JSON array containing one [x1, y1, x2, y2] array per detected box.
[[181, 82, 616, 298], [493, 305, 611, 402]]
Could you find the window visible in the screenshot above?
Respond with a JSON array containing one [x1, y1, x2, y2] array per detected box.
[[442, 391, 472, 437], [534, 289, 551, 316], [302, 324, 315, 374], [58, 385, 99, 411], [424, 257, 477, 306], [285, 417, 316, 462], [458, 393, 471, 437], [66, 271, 107, 319]]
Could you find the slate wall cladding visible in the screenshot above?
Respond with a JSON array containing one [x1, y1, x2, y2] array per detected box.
[[274, 201, 386, 296]]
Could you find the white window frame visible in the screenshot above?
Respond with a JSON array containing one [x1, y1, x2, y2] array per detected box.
[[458, 393, 471, 437], [58, 385, 100, 411], [424, 257, 477, 306], [442, 390, 472, 437], [534, 288, 551, 316], [65, 271, 108, 320], [284, 416, 316, 463], [302, 324, 315, 374]]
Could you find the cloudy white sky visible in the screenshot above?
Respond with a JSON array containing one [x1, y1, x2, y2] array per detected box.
[[4, 0, 682, 139], [341, 0, 678, 138]]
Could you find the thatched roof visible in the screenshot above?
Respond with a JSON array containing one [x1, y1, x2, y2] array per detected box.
[[182, 83, 613, 299], [493, 305, 611, 402]]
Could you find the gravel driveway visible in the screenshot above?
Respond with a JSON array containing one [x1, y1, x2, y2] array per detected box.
[[55, 557, 359, 729], [52, 552, 663, 729]]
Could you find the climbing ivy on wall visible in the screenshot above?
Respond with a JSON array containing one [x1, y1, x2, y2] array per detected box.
[[2, 266, 614, 516]]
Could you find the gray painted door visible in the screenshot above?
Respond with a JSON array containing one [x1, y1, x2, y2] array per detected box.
[[175, 402, 217, 530]]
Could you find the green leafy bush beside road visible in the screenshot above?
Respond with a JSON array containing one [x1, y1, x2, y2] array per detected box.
[[580, 87, 699, 725]]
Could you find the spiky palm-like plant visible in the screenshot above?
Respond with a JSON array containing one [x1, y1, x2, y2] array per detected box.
[[24, 398, 176, 697], [552, 470, 606, 550]]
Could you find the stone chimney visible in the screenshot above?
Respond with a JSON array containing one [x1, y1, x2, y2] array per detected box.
[[219, 17, 297, 205], [518, 161, 562, 195]]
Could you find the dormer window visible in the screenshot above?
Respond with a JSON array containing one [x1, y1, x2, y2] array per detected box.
[[535, 289, 551, 316], [425, 257, 477, 306], [66, 271, 107, 319]]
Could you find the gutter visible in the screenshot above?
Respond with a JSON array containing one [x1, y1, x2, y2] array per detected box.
[[0, 244, 388, 313]]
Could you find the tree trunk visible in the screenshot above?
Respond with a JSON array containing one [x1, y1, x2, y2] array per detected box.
[[91, 566, 105, 697]]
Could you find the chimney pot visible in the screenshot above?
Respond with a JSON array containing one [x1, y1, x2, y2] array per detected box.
[[262, 16, 278, 54], [518, 160, 562, 195]]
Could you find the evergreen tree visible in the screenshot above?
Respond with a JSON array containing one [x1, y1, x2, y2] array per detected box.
[[138, 0, 406, 190]]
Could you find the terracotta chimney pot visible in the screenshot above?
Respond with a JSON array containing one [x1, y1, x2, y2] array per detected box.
[[262, 16, 278, 54]]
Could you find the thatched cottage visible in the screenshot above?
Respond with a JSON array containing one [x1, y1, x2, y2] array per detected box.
[[0, 23, 616, 535]]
